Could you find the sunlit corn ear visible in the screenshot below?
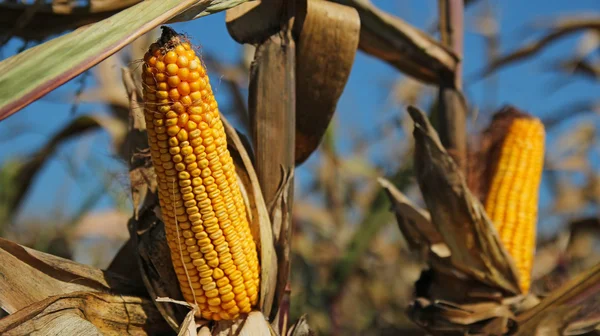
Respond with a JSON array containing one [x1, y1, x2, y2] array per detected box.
[[141, 26, 259, 321], [483, 110, 545, 293]]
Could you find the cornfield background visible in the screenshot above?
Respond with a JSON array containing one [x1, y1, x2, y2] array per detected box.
[[0, 0, 599, 335]]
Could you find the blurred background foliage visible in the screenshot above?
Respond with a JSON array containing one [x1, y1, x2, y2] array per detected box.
[[1, 0, 599, 334]]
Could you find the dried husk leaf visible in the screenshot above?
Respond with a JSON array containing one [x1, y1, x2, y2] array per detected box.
[[516, 263, 600, 335], [407, 298, 517, 335], [0, 291, 170, 336], [293, 0, 360, 164], [407, 105, 521, 295], [0, 237, 144, 314], [378, 177, 442, 257]]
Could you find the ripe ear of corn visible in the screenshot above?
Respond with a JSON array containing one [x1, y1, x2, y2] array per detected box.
[[141, 26, 259, 321], [483, 111, 545, 293]]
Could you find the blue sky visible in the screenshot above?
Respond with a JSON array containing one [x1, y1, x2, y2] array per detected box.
[[0, 0, 599, 238]]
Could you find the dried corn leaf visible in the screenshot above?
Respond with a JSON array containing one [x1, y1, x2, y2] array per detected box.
[[293, 0, 359, 164], [516, 263, 600, 335], [0, 291, 170, 336], [0, 237, 144, 314], [332, 0, 459, 84], [407, 105, 521, 294], [378, 177, 445, 258], [407, 298, 517, 335]]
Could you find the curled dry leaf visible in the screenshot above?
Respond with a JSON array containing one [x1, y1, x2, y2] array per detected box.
[[293, 0, 360, 165], [225, 1, 288, 45], [0, 238, 168, 335], [0, 291, 171, 336]]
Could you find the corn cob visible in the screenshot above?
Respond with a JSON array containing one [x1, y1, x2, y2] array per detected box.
[[483, 112, 545, 293], [141, 27, 259, 320]]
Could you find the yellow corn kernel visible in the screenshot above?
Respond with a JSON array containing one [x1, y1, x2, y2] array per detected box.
[[484, 115, 545, 293], [142, 26, 260, 320]]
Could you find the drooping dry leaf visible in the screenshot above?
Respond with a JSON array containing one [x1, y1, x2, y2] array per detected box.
[[0, 291, 171, 336], [293, 0, 359, 164], [332, 0, 459, 84], [407, 298, 517, 335], [0, 237, 145, 314], [378, 177, 446, 258], [407, 105, 521, 295]]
